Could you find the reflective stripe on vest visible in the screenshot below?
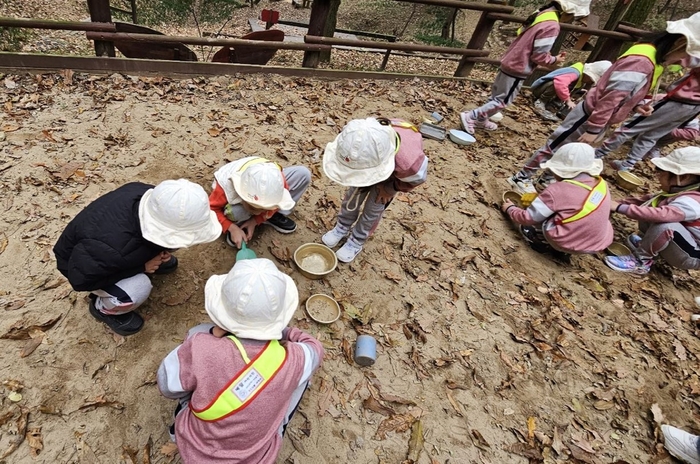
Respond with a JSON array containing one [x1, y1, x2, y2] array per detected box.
[[647, 183, 700, 207], [557, 177, 608, 224], [619, 44, 664, 92], [237, 156, 282, 173], [190, 335, 288, 422], [517, 11, 559, 36], [571, 62, 585, 89]]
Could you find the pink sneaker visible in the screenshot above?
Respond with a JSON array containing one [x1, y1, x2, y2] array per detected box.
[[460, 112, 476, 135], [476, 118, 498, 131]]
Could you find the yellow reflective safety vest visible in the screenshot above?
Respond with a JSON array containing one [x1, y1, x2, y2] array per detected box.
[[619, 44, 664, 92], [557, 177, 608, 224], [571, 62, 585, 89], [190, 335, 288, 422], [645, 183, 700, 207], [517, 11, 559, 36], [237, 156, 282, 173]]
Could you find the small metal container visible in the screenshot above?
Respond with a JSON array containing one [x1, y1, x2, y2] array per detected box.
[[293, 243, 338, 280]]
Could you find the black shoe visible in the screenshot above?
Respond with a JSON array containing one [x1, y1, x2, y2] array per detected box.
[[264, 213, 297, 234], [88, 295, 144, 336], [154, 256, 178, 275], [225, 232, 236, 248]]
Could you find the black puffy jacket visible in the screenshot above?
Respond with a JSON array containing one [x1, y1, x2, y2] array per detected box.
[[54, 182, 165, 291]]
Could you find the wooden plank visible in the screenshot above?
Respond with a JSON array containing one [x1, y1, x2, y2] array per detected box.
[[305, 35, 489, 56], [455, 0, 504, 77], [394, 0, 514, 14], [0, 52, 480, 82], [85, 31, 330, 51], [277, 20, 397, 41], [486, 12, 636, 40], [0, 17, 116, 32], [303, 0, 331, 68]]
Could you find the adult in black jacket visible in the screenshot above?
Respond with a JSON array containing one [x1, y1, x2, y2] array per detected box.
[[54, 179, 221, 335]]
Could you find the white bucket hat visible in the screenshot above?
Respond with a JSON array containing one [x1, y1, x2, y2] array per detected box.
[[323, 118, 397, 187], [554, 0, 590, 17], [139, 179, 221, 249], [583, 61, 612, 84], [667, 12, 700, 58], [540, 143, 603, 178], [232, 162, 295, 211], [205, 258, 298, 340], [651, 147, 700, 175]]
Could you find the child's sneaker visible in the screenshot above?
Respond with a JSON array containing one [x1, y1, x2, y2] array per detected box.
[[460, 112, 476, 135], [169, 423, 176, 443], [610, 159, 633, 172], [508, 175, 537, 194], [646, 148, 661, 159], [476, 118, 498, 131], [626, 233, 642, 251], [336, 236, 363, 263], [88, 295, 144, 335], [154, 256, 178, 275], [604, 254, 652, 274], [322, 225, 349, 248], [225, 232, 237, 248], [264, 212, 297, 234], [661, 425, 700, 464]]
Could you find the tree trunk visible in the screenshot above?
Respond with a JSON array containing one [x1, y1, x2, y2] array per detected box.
[[587, 0, 631, 62], [87, 0, 115, 57], [621, 0, 655, 26], [441, 8, 458, 40], [319, 0, 341, 63]]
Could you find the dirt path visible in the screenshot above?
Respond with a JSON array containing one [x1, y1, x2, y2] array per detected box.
[[0, 71, 697, 464]]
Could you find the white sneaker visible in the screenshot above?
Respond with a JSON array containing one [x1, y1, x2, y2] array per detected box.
[[336, 237, 363, 263], [662, 425, 700, 464], [507, 175, 537, 194], [322, 225, 349, 248]]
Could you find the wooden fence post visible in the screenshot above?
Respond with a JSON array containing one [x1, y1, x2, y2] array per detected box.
[[454, 0, 505, 77], [87, 0, 115, 57], [302, 0, 331, 68]]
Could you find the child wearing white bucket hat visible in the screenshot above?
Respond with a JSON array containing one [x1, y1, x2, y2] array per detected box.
[[459, 0, 590, 134], [606, 147, 700, 274], [209, 156, 310, 249], [157, 258, 324, 464], [530, 60, 612, 121], [54, 179, 221, 335], [322, 117, 429, 263], [510, 17, 698, 194], [502, 143, 613, 254], [595, 18, 700, 172]]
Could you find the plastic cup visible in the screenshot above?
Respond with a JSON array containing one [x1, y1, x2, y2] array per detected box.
[[354, 335, 377, 367]]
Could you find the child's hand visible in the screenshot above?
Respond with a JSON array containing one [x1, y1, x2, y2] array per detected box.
[[211, 326, 227, 338], [554, 52, 566, 65], [501, 199, 515, 213], [227, 224, 247, 249], [610, 200, 620, 212], [635, 104, 654, 117], [578, 132, 598, 144], [565, 99, 576, 109], [376, 184, 393, 205], [145, 255, 163, 273], [240, 218, 257, 241]]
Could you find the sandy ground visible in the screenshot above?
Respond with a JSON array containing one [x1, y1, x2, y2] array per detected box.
[[0, 70, 699, 464]]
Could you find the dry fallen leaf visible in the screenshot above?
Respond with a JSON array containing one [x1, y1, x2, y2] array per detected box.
[[407, 419, 424, 462], [374, 413, 417, 440], [0, 407, 28, 459], [78, 395, 125, 411], [527, 416, 536, 442], [363, 396, 395, 416], [673, 339, 688, 361], [20, 330, 45, 358], [26, 427, 43, 457], [0, 233, 7, 254], [1, 316, 61, 340], [160, 442, 179, 463]]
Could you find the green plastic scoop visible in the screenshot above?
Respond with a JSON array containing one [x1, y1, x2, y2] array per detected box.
[[236, 241, 257, 261]]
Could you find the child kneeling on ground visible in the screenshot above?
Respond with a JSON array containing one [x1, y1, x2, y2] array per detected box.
[[157, 258, 324, 463], [502, 143, 613, 254], [606, 146, 700, 274], [322, 117, 428, 263], [209, 156, 310, 249]]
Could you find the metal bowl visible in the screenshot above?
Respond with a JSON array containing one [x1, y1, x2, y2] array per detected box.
[[305, 294, 341, 324], [502, 190, 523, 208], [615, 171, 643, 191], [606, 242, 631, 256], [293, 243, 338, 280]]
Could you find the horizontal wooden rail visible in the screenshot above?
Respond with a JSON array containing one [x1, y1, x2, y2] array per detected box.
[[85, 31, 330, 51], [304, 35, 490, 56], [485, 13, 637, 41], [0, 52, 478, 81], [394, 0, 514, 14], [616, 23, 655, 39], [277, 20, 397, 42], [0, 17, 116, 32]]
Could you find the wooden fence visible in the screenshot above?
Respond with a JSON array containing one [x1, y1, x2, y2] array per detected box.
[[0, 0, 652, 80]]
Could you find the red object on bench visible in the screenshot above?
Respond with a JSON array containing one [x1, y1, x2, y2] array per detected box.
[[260, 9, 280, 25]]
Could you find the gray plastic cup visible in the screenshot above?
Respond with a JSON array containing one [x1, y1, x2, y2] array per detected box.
[[354, 335, 377, 366]]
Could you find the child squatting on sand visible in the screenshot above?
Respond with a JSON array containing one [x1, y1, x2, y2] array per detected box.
[[606, 147, 700, 274], [502, 143, 613, 255], [157, 258, 324, 464], [321, 117, 428, 263]]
